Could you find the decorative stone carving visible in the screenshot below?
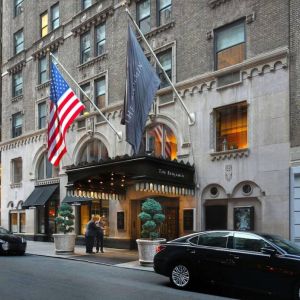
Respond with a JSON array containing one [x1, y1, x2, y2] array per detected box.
[[7, 59, 26, 75], [210, 148, 249, 161], [225, 164, 232, 181], [208, 0, 232, 9]]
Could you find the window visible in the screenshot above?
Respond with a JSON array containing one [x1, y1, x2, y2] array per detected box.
[[14, 0, 24, 17], [137, 0, 151, 34], [38, 102, 47, 129], [37, 152, 59, 180], [80, 31, 91, 63], [233, 232, 268, 252], [14, 29, 24, 54], [12, 112, 22, 138], [157, 49, 172, 88], [215, 20, 245, 70], [51, 49, 58, 66], [183, 209, 194, 231], [143, 123, 177, 159], [78, 139, 108, 164], [215, 101, 247, 152], [51, 3, 60, 30], [13, 71, 23, 97], [20, 212, 26, 233], [82, 0, 92, 10], [80, 83, 91, 113], [11, 157, 22, 184], [37, 206, 45, 234], [10, 213, 18, 233], [158, 0, 172, 26], [41, 11, 48, 37], [198, 232, 231, 248], [95, 77, 106, 109], [39, 56, 48, 84], [95, 23, 105, 56]]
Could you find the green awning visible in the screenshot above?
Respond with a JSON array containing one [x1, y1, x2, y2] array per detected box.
[[62, 195, 93, 204], [22, 184, 58, 208]]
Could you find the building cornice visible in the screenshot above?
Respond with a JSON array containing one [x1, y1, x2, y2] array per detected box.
[[0, 130, 46, 151], [72, 5, 114, 37], [7, 59, 26, 75], [32, 36, 64, 60]]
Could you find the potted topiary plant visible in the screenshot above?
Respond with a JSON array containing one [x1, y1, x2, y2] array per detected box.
[[53, 203, 76, 254], [136, 198, 166, 266]]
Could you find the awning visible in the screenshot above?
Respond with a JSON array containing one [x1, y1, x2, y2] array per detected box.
[[22, 184, 58, 208], [62, 195, 93, 204]]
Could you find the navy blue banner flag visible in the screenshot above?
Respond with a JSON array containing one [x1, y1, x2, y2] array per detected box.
[[122, 26, 160, 154]]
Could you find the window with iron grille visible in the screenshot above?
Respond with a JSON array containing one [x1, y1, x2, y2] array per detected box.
[[137, 0, 151, 34], [215, 101, 248, 152], [14, 29, 24, 54], [215, 20, 245, 70]]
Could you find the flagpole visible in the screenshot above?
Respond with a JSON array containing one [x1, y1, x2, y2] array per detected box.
[[124, 7, 196, 126], [49, 52, 123, 141]]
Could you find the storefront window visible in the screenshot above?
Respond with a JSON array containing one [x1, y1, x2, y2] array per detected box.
[[10, 213, 18, 233], [48, 200, 57, 235], [20, 212, 26, 233], [80, 204, 90, 235], [144, 123, 177, 159], [37, 206, 46, 234]]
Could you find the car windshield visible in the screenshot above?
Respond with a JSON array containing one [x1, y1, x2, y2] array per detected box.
[[262, 234, 300, 255], [0, 227, 10, 234]]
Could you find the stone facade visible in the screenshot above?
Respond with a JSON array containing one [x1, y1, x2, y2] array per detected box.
[[0, 0, 293, 245]]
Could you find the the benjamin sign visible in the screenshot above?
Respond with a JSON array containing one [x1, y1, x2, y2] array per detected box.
[[158, 168, 185, 178]]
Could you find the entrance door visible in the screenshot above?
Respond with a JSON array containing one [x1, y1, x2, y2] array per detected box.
[[160, 207, 179, 241], [205, 205, 227, 230]]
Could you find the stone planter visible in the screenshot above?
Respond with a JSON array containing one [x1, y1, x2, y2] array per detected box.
[[53, 233, 76, 254], [136, 238, 166, 266]]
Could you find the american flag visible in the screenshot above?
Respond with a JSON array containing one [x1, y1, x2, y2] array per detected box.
[[153, 124, 172, 158], [48, 62, 85, 166]]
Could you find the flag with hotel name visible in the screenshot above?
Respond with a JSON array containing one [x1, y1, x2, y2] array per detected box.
[[48, 62, 85, 166], [121, 26, 160, 154]]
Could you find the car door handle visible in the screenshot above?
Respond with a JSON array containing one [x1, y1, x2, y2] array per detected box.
[[186, 248, 196, 254], [230, 254, 240, 260]]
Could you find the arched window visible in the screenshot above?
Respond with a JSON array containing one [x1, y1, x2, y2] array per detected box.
[[142, 123, 177, 159], [78, 139, 108, 164], [37, 152, 59, 180]]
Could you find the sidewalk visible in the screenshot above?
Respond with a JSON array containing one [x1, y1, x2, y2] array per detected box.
[[26, 241, 154, 272]]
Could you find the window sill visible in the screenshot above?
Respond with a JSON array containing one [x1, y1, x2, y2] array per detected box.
[[210, 148, 249, 161], [10, 183, 22, 189], [36, 81, 50, 90], [78, 53, 108, 71], [138, 21, 175, 40], [12, 94, 24, 103]]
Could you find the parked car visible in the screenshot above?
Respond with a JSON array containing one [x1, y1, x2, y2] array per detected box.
[[154, 230, 300, 299], [0, 226, 26, 255]]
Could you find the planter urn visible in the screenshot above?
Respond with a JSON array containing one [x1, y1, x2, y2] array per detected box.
[[53, 233, 76, 254], [136, 238, 166, 266]]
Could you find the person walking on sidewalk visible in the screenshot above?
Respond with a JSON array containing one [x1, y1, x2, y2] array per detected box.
[[95, 216, 104, 253], [85, 215, 98, 254]]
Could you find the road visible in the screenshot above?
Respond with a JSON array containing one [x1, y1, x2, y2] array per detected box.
[[0, 254, 237, 300]]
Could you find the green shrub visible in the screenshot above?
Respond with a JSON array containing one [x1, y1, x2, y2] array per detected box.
[[138, 198, 165, 239], [55, 203, 75, 234]]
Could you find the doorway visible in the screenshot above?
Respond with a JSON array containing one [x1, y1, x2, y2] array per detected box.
[[205, 205, 227, 230]]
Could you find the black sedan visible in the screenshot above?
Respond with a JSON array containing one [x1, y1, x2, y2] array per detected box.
[[0, 226, 26, 255], [154, 230, 300, 299]]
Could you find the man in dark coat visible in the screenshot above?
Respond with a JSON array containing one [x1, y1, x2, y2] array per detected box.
[[85, 216, 98, 253], [95, 217, 104, 253]]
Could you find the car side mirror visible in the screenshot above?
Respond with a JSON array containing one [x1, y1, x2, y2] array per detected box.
[[261, 247, 277, 256]]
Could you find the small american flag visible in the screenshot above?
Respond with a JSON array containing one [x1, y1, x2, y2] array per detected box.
[[48, 62, 85, 166]]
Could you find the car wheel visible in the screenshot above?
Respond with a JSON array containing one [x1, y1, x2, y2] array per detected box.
[[293, 281, 300, 300], [170, 263, 192, 289]]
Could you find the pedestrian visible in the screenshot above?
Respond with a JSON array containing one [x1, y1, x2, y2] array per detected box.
[[95, 216, 104, 253], [85, 215, 98, 254]]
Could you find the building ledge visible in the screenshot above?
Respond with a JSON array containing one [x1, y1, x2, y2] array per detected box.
[[210, 148, 249, 161], [12, 94, 24, 103], [77, 52, 108, 70]]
